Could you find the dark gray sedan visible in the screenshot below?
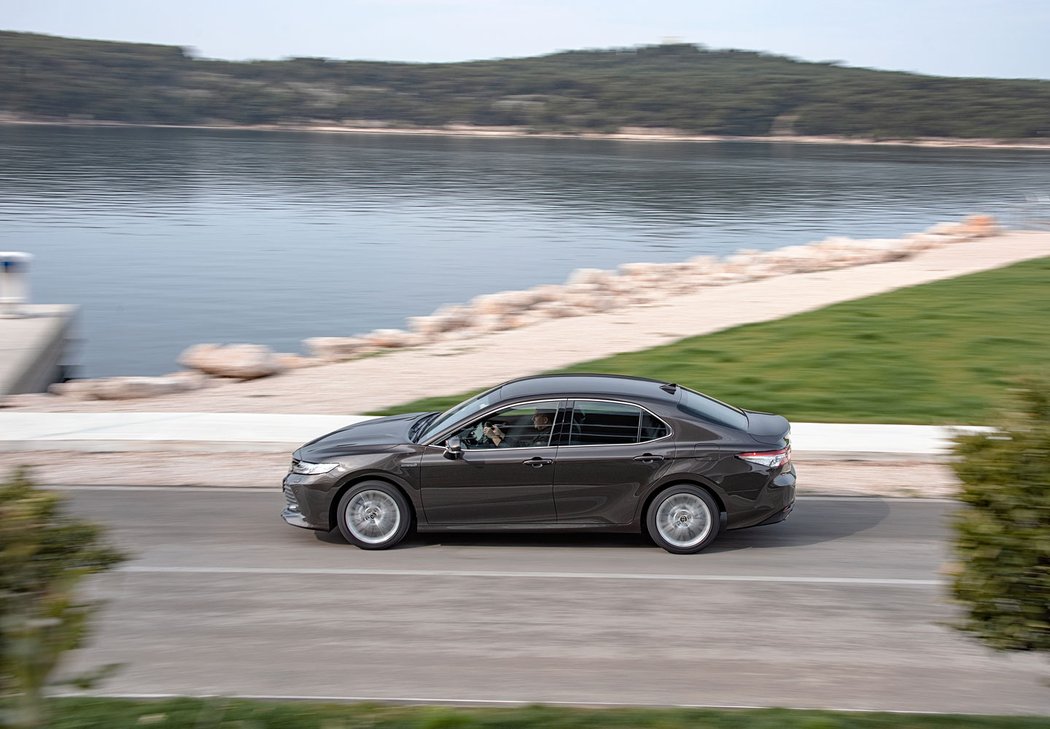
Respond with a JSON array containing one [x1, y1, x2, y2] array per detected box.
[[282, 374, 795, 554]]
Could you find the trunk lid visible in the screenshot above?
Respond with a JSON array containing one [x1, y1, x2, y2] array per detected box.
[[744, 410, 791, 447]]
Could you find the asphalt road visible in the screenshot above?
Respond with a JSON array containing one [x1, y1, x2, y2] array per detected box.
[[57, 487, 1049, 716]]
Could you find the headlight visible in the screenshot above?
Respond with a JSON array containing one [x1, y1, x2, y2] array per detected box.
[[291, 460, 339, 475]]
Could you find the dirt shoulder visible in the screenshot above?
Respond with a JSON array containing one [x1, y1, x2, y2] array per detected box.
[[0, 451, 958, 498]]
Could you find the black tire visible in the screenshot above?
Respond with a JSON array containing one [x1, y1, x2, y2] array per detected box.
[[645, 485, 720, 554], [336, 481, 412, 550]]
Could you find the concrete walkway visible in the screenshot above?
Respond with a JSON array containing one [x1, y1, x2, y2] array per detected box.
[[0, 411, 983, 458]]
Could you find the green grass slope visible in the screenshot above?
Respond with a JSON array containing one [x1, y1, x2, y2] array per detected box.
[[38, 698, 1050, 728], [377, 257, 1050, 424]]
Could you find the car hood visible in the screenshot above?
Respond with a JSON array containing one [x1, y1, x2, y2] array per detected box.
[[297, 412, 424, 461]]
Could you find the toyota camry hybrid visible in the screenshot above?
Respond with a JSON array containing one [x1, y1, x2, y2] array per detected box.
[[282, 374, 796, 554]]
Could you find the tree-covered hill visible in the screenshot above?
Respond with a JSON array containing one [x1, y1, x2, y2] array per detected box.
[[2, 30, 1049, 138]]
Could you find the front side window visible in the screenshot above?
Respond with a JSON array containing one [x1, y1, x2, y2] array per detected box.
[[419, 389, 498, 443], [455, 400, 561, 449], [567, 401, 669, 446]]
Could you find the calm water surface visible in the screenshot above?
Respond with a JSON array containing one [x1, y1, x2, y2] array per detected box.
[[1, 126, 1047, 377]]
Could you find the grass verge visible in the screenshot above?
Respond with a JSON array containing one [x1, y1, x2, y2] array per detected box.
[[38, 698, 1050, 728], [372, 257, 1050, 424]]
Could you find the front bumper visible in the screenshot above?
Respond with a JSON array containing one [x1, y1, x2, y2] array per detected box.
[[281, 474, 336, 530]]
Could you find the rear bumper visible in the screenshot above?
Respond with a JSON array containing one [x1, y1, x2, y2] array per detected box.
[[755, 501, 794, 526], [725, 463, 796, 530], [756, 465, 796, 525]]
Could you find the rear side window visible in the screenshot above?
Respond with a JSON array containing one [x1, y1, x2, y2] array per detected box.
[[565, 401, 669, 445], [677, 388, 748, 430]]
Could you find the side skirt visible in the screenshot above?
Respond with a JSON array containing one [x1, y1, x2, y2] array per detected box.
[[416, 522, 639, 533]]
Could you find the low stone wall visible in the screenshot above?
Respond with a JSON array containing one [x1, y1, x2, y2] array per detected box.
[[47, 215, 999, 400]]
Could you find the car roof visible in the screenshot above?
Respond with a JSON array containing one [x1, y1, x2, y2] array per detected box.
[[498, 373, 679, 405]]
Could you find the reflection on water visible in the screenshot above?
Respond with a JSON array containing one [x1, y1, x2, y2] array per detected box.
[[1, 125, 1047, 377]]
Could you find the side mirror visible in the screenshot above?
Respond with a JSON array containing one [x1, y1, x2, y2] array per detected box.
[[443, 436, 463, 460]]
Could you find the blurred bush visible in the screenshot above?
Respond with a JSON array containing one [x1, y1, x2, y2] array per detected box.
[[0, 467, 126, 729], [950, 381, 1050, 653]]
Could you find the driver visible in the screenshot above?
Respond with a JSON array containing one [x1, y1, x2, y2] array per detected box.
[[483, 410, 555, 448]]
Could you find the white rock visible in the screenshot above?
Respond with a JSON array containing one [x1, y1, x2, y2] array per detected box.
[[960, 214, 1000, 238], [304, 337, 367, 362], [179, 343, 283, 379], [408, 314, 452, 336], [50, 374, 205, 400], [925, 221, 966, 238], [275, 353, 321, 369], [470, 292, 518, 316], [362, 328, 418, 348], [566, 268, 613, 287], [528, 284, 565, 303]]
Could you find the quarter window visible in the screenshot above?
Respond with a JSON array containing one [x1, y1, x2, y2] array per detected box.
[[566, 401, 668, 445]]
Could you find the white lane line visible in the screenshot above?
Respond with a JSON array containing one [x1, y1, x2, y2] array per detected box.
[[60, 692, 979, 715], [119, 565, 941, 587]]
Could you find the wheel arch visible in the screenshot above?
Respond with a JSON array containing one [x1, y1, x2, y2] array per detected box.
[[328, 474, 417, 532], [639, 479, 727, 533]]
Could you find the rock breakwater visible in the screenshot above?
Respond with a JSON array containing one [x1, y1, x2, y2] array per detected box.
[[47, 215, 999, 401]]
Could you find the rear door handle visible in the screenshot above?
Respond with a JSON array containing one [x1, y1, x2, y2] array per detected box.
[[633, 454, 665, 464], [523, 458, 554, 468]]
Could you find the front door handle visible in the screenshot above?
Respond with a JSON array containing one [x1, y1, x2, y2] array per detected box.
[[633, 454, 665, 464], [523, 457, 554, 468]]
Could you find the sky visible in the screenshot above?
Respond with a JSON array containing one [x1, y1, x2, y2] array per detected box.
[[3, 0, 1050, 79]]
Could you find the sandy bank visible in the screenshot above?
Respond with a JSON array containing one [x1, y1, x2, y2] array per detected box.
[[7, 229, 1049, 416], [3, 117, 1050, 151], [0, 451, 958, 498]]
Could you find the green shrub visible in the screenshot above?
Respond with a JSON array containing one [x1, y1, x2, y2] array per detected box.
[[950, 382, 1050, 652], [0, 467, 126, 728]]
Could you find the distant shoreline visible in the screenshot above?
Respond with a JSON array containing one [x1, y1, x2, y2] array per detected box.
[[3, 116, 1050, 151]]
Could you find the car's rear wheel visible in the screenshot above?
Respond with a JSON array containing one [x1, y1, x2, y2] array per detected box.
[[336, 481, 412, 550], [646, 485, 720, 554]]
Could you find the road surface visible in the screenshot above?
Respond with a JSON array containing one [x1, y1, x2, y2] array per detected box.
[[57, 487, 1049, 715]]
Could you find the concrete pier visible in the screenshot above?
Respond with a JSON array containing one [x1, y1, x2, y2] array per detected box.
[[0, 304, 77, 397]]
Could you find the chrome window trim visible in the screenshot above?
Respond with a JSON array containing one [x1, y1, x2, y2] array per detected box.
[[422, 398, 568, 449], [557, 398, 673, 449]]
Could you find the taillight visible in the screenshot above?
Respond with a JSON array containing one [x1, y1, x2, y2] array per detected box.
[[738, 446, 791, 469]]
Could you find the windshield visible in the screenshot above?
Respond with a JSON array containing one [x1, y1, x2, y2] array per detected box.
[[408, 412, 440, 442], [416, 388, 499, 443], [677, 387, 749, 430]]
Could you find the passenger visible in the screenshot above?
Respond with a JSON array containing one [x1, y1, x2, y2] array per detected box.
[[515, 410, 555, 447]]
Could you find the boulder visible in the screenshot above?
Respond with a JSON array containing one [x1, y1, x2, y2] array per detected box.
[[275, 353, 321, 369], [409, 304, 472, 336], [305, 337, 368, 362], [49, 373, 206, 400], [179, 343, 283, 379], [566, 268, 613, 287], [960, 214, 1000, 237], [470, 292, 519, 316], [528, 284, 565, 304], [924, 221, 967, 238], [362, 328, 418, 348]]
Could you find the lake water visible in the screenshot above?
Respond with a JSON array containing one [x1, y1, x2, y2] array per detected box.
[[1, 125, 1047, 377]]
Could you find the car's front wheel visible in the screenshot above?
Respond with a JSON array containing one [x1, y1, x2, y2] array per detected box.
[[646, 485, 720, 554], [336, 481, 412, 550]]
